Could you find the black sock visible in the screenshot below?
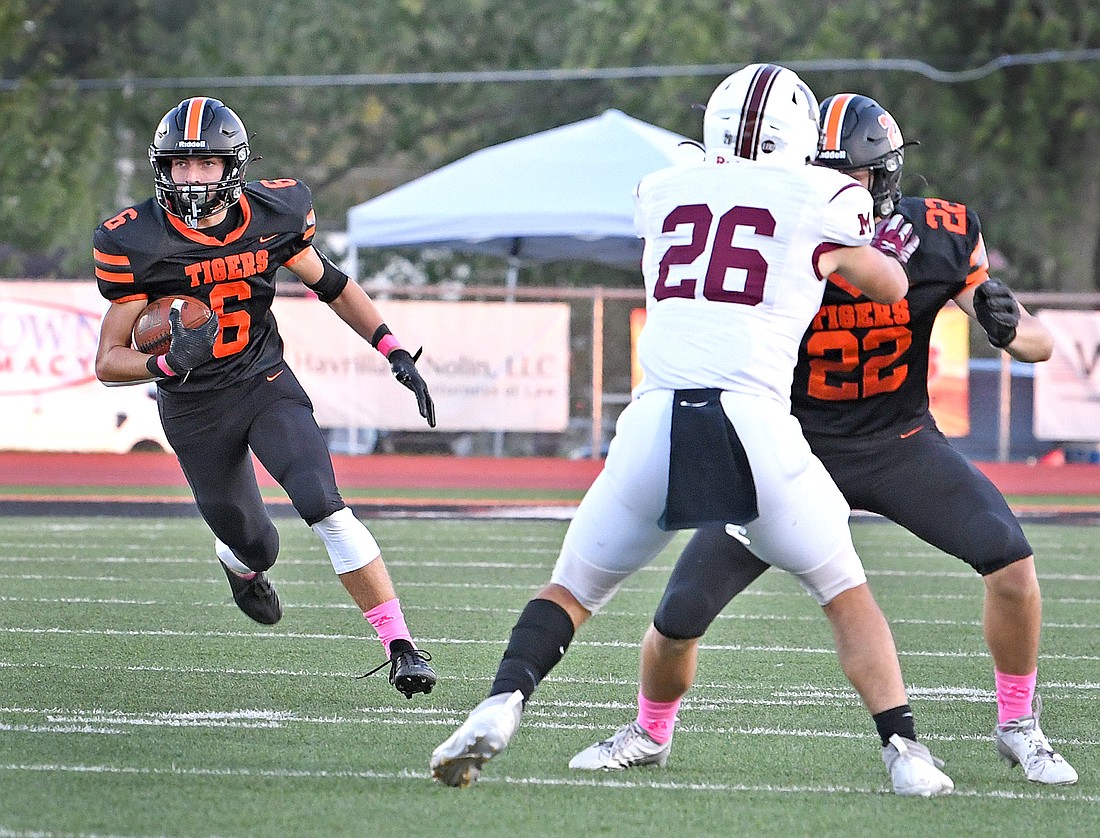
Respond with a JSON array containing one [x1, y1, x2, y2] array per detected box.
[[490, 598, 575, 702], [389, 638, 414, 657], [873, 704, 916, 746]]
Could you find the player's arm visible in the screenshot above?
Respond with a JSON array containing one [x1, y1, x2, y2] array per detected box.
[[95, 299, 159, 384], [816, 184, 914, 305], [955, 280, 1053, 362], [285, 245, 385, 339], [819, 244, 908, 304], [286, 246, 436, 427]]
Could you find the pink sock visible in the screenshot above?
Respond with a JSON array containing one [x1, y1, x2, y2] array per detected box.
[[637, 691, 680, 744], [995, 669, 1037, 724], [363, 598, 412, 658]]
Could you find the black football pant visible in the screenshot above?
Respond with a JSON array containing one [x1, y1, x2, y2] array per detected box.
[[157, 364, 344, 572], [654, 422, 1033, 640]]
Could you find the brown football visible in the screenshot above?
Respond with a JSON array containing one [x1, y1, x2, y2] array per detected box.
[[132, 295, 213, 356]]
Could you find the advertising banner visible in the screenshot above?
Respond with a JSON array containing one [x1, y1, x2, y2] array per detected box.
[[0, 281, 168, 452], [1034, 309, 1100, 441], [275, 298, 571, 431], [927, 305, 970, 437], [0, 284, 572, 451]]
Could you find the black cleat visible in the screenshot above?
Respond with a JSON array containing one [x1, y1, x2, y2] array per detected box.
[[359, 648, 436, 699], [219, 560, 282, 625]]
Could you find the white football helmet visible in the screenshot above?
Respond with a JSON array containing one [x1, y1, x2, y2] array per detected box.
[[703, 63, 820, 167]]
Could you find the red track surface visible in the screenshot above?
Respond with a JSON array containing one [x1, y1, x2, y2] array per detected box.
[[0, 452, 605, 491], [1, 451, 1099, 495]]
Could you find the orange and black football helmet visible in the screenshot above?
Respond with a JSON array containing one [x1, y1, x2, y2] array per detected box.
[[818, 94, 909, 218], [149, 96, 251, 228]]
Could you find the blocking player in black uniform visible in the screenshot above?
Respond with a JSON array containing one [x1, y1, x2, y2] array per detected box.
[[574, 94, 1077, 785], [93, 96, 437, 699]]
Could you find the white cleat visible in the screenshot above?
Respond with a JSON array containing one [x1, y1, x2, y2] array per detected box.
[[882, 734, 955, 797], [995, 697, 1078, 785], [430, 690, 524, 788], [568, 721, 672, 771]]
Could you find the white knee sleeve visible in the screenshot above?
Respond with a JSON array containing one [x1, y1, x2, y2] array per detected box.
[[215, 537, 252, 574], [311, 507, 381, 574]]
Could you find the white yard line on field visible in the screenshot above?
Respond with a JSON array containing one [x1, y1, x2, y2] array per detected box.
[[0, 762, 1097, 803]]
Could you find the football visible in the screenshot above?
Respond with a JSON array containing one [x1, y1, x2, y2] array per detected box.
[[132, 295, 214, 356]]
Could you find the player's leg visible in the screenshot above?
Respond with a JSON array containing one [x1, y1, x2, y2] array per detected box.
[[830, 428, 1075, 783], [248, 369, 434, 696], [431, 391, 677, 787], [821, 583, 906, 714], [567, 623, 690, 771], [715, 398, 951, 793], [159, 386, 282, 623]]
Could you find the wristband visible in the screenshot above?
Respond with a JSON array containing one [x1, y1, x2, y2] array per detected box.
[[370, 324, 404, 359], [146, 354, 177, 379], [377, 334, 403, 358]]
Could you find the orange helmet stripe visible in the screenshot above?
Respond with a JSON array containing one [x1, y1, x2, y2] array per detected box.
[[183, 97, 208, 142], [820, 93, 855, 153]]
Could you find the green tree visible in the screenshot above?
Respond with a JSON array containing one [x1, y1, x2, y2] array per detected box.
[[2, 0, 1099, 290]]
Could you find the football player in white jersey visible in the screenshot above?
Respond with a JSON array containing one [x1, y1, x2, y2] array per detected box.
[[431, 63, 953, 796]]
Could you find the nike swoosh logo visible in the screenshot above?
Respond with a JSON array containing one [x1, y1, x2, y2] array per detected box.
[[899, 425, 924, 439], [267, 370, 284, 382], [259, 234, 278, 243], [679, 400, 709, 408]]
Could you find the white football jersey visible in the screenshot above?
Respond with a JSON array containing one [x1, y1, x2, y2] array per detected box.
[[634, 159, 875, 406]]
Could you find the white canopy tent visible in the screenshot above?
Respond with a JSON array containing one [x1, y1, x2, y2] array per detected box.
[[345, 108, 695, 281], [344, 108, 694, 457]]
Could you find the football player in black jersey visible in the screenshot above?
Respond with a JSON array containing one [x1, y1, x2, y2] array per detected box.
[[93, 96, 436, 699], [575, 94, 1077, 785]]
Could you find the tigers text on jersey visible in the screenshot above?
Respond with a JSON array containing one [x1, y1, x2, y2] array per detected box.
[[93, 178, 317, 392], [633, 159, 875, 406], [792, 195, 989, 438]]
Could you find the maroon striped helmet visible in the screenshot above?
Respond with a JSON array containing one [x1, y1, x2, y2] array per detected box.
[[703, 63, 820, 167]]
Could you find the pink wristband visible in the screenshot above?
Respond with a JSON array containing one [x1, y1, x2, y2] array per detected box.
[[155, 354, 177, 377], [376, 334, 403, 358]]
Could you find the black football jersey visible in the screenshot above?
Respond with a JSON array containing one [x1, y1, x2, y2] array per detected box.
[[93, 178, 317, 391], [791, 195, 990, 438]]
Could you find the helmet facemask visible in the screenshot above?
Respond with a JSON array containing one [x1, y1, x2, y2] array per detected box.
[[865, 151, 904, 217], [148, 97, 251, 228]]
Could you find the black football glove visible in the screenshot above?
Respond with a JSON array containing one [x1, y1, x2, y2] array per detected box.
[[973, 278, 1020, 348], [389, 347, 437, 428], [164, 303, 219, 374]]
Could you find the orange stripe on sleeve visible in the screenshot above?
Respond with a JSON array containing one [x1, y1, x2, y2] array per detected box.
[[284, 246, 312, 268], [93, 248, 130, 266], [95, 266, 135, 283], [964, 233, 991, 289]]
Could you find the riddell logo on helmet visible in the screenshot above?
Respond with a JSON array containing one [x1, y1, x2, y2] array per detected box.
[[818, 149, 847, 160], [176, 140, 208, 148]]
